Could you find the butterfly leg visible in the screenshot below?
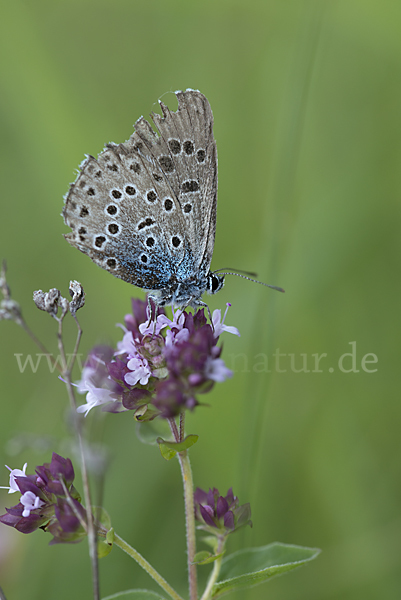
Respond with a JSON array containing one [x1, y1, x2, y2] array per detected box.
[[146, 294, 159, 329], [200, 302, 213, 330]]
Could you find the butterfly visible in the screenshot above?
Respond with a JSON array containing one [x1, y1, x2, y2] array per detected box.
[[62, 89, 283, 316]]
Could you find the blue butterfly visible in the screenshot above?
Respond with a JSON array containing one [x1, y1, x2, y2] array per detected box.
[[63, 90, 283, 315]]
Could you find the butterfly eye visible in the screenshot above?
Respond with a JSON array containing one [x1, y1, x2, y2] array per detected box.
[[208, 274, 225, 294], [211, 276, 219, 291]]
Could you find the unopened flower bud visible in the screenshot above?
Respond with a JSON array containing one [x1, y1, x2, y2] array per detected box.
[[194, 487, 252, 537], [33, 288, 61, 315], [45, 288, 61, 314], [69, 280, 85, 316], [33, 290, 47, 311]]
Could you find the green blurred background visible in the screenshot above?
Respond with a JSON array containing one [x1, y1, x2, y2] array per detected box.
[[1, 0, 400, 598]]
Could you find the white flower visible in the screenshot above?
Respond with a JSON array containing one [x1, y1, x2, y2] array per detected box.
[[212, 304, 240, 338], [20, 491, 45, 518], [76, 365, 97, 393], [125, 354, 152, 386], [76, 381, 116, 417], [0, 463, 27, 493]]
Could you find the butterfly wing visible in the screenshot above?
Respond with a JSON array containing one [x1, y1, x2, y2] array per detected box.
[[149, 90, 217, 278], [62, 90, 217, 291]]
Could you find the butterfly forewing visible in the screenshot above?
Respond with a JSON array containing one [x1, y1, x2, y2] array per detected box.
[[151, 91, 217, 274], [63, 89, 218, 296]]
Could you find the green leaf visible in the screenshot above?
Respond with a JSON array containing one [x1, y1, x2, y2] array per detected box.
[[97, 536, 113, 558], [212, 542, 321, 598], [157, 434, 199, 460], [193, 550, 225, 565], [102, 590, 167, 600], [158, 441, 176, 460]]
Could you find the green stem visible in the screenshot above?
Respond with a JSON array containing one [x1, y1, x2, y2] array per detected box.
[[177, 450, 198, 600], [113, 533, 184, 600], [199, 539, 225, 600]]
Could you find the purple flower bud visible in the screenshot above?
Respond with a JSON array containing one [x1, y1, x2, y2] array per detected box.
[[153, 377, 189, 418], [126, 298, 148, 338], [216, 496, 229, 519], [48, 497, 87, 544], [194, 486, 252, 537], [200, 504, 216, 527], [49, 453, 75, 486], [223, 510, 235, 530]]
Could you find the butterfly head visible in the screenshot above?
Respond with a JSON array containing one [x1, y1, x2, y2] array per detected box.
[[207, 272, 225, 296]]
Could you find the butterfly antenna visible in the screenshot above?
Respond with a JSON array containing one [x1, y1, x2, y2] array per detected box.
[[214, 271, 285, 293], [212, 267, 259, 277]]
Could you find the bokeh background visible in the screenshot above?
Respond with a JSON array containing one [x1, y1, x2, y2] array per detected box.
[[1, 1, 400, 599]]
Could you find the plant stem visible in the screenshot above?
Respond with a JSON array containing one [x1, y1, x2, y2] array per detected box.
[[57, 313, 100, 600], [199, 539, 225, 600], [177, 450, 198, 600], [113, 533, 185, 600], [179, 413, 185, 442], [19, 317, 61, 372], [168, 417, 180, 443]]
